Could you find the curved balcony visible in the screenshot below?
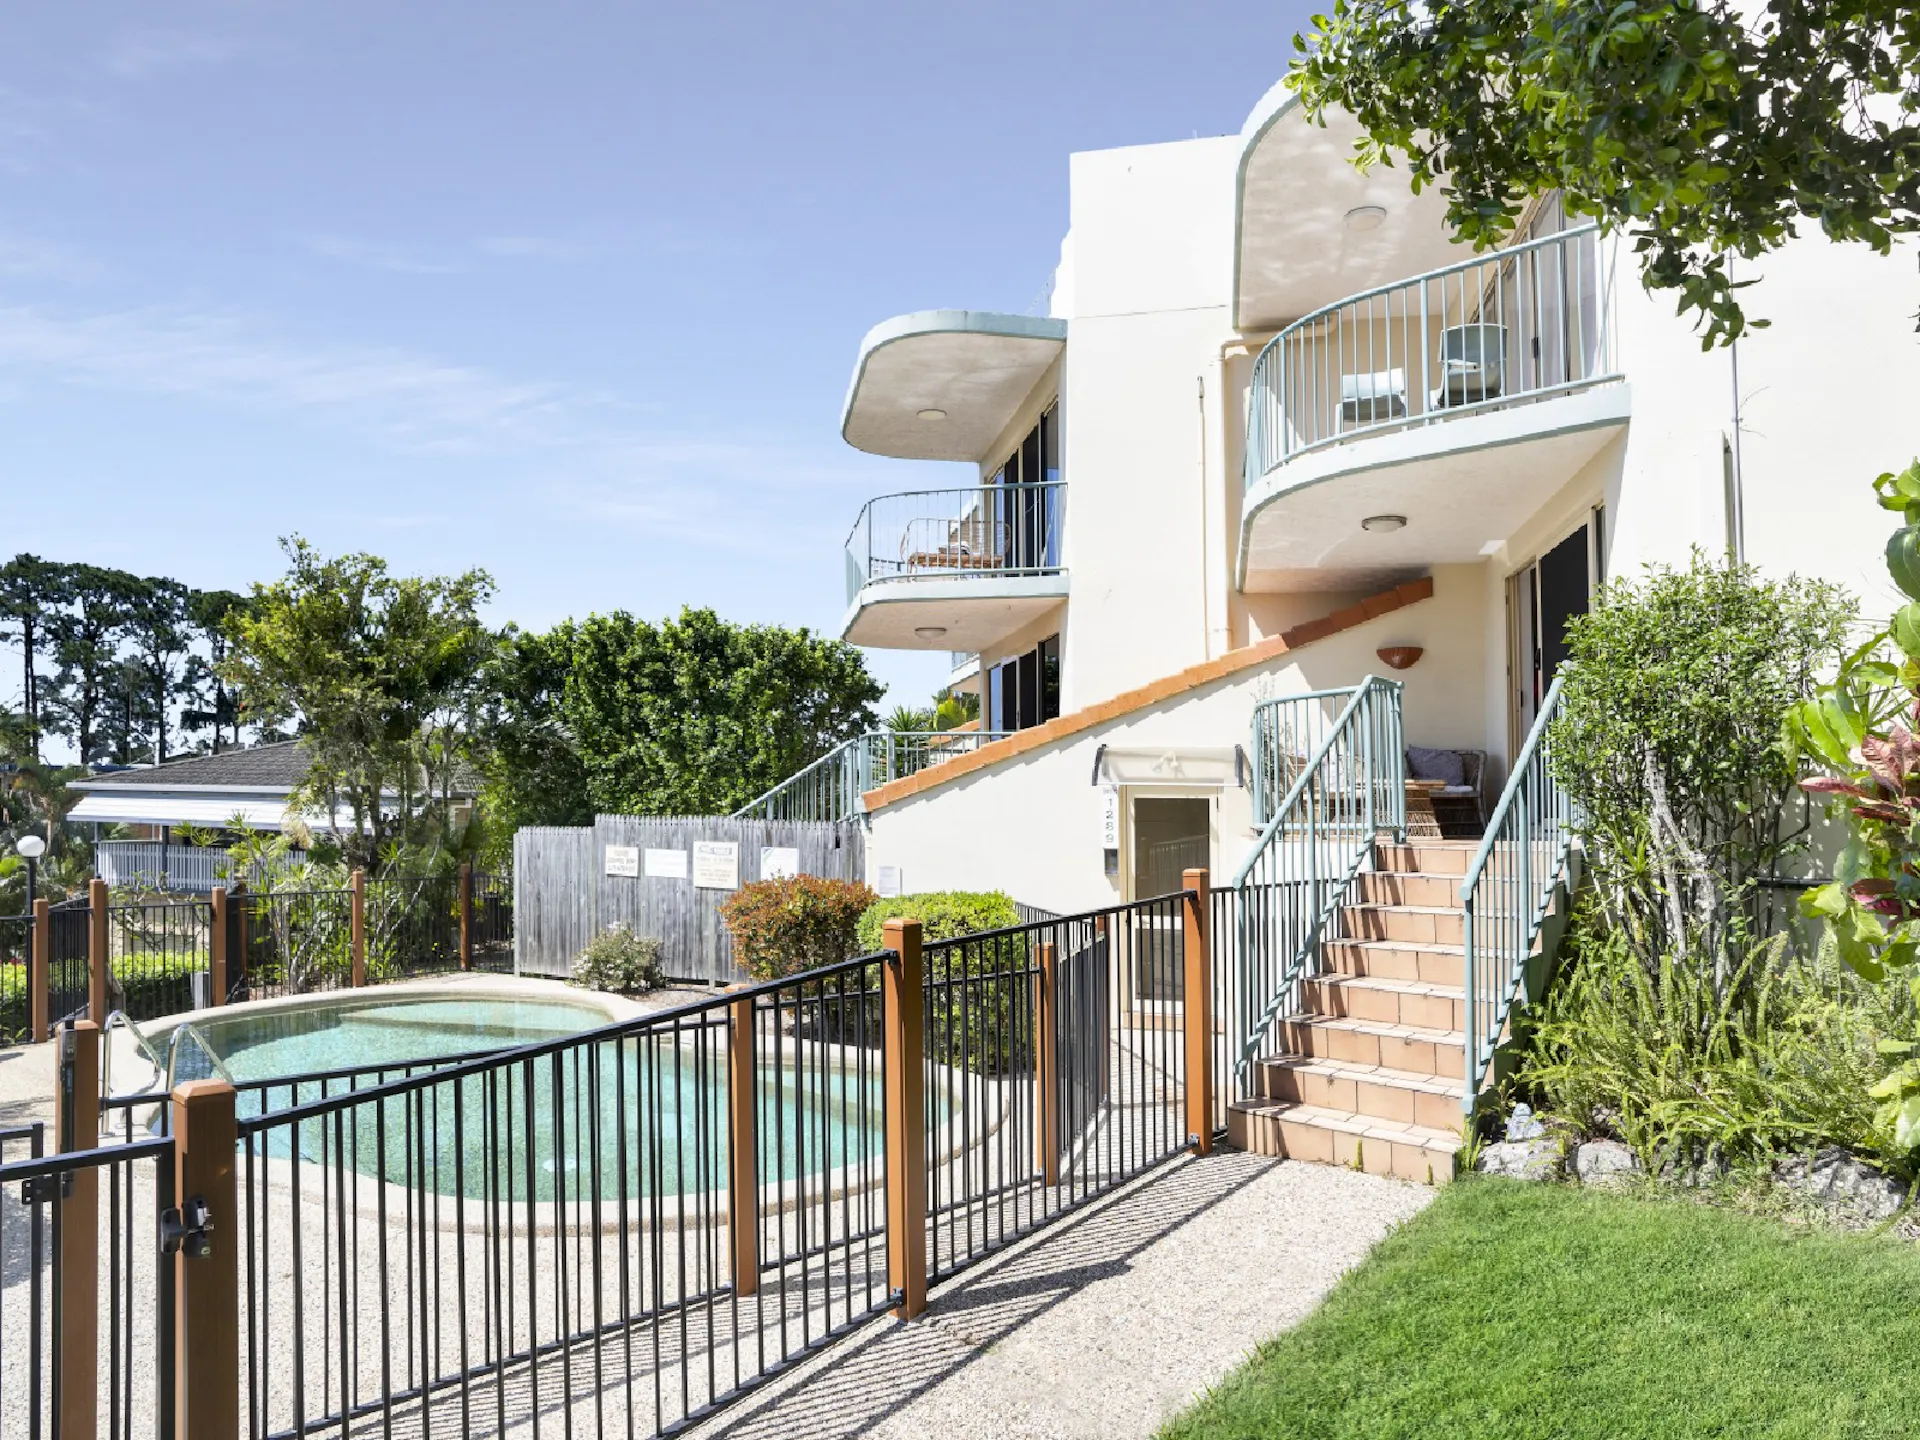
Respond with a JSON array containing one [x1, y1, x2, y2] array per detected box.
[[1238, 224, 1630, 591], [840, 482, 1067, 650]]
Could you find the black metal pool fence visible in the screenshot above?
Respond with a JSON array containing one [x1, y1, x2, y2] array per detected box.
[[0, 874, 1223, 1440], [0, 866, 514, 1043]]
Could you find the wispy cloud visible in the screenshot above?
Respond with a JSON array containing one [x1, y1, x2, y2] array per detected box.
[[101, 31, 250, 80], [0, 302, 574, 447], [302, 234, 467, 276]]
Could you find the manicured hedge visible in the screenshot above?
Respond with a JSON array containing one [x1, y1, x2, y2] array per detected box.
[[855, 891, 1020, 951], [859, 892, 1028, 1074]]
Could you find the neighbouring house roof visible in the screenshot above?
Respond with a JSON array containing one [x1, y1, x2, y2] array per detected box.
[[65, 739, 477, 831], [861, 576, 1436, 812], [71, 739, 313, 794]]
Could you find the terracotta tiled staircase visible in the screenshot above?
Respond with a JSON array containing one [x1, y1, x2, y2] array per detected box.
[[1227, 839, 1479, 1185]]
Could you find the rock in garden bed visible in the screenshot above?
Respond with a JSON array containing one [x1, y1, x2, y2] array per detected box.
[[1574, 1139, 1641, 1188], [1772, 1147, 1909, 1227]]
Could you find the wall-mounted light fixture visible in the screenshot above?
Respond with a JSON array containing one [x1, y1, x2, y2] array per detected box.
[[1376, 646, 1424, 671]]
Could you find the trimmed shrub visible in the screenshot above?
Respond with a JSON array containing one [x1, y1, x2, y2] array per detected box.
[[855, 891, 1020, 951], [720, 875, 877, 982], [859, 891, 1027, 1074], [572, 925, 666, 994]]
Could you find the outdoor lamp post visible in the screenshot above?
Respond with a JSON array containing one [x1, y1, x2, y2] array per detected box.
[[16, 833, 45, 911]]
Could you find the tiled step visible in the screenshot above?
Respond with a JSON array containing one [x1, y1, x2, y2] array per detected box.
[[1227, 1098, 1462, 1184], [1251, 1054, 1465, 1131], [1374, 841, 1479, 876], [1276, 1013, 1465, 1080], [1339, 902, 1467, 946], [1352, 870, 1469, 908], [1322, 935, 1464, 987], [1302, 973, 1465, 1031]]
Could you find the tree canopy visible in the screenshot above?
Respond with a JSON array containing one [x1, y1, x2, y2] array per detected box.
[[1290, 0, 1920, 345], [487, 608, 882, 824], [223, 539, 496, 866]]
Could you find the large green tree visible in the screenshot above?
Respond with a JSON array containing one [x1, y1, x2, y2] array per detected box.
[[223, 539, 495, 866], [556, 607, 881, 817], [1290, 0, 1920, 344], [46, 564, 142, 764], [478, 623, 593, 835], [0, 555, 70, 758]]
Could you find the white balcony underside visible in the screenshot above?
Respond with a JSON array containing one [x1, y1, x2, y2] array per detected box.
[[1237, 382, 1631, 592], [840, 573, 1068, 650]]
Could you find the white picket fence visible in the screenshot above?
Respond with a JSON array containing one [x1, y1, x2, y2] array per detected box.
[[93, 841, 304, 895]]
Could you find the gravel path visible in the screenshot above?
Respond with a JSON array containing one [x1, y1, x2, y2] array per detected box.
[[691, 1151, 1432, 1440]]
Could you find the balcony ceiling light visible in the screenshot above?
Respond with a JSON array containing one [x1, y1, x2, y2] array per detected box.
[[1345, 205, 1388, 234], [916, 408, 948, 422], [1361, 514, 1407, 533], [914, 625, 949, 640]]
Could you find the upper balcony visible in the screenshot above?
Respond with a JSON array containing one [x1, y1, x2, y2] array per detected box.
[[840, 482, 1067, 650], [1237, 223, 1631, 592]]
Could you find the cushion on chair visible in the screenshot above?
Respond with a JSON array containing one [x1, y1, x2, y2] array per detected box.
[[1405, 746, 1467, 788]]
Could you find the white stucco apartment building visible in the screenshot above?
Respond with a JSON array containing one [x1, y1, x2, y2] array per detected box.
[[832, 78, 1920, 918]]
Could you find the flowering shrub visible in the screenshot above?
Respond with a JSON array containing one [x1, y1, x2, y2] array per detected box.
[[571, 925, 665, 994]]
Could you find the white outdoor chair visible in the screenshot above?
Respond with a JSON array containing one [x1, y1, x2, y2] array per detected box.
[[1432, 324, 1507, 409], [1339, 368, 1408, 426]]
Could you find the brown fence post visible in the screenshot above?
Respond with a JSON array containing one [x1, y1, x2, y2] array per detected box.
[[208, 887, 227, 1008], [1034, 941, 1058, 1185], [350, 869, 366, 987], [459, 862, 473, 971], [57, 1019, 101, 1440], [30, 896, 49, 1043], [1182, 868, 1214, 1156], [727, 986, 759, 1296], [231, 883, 248, 994], [172, 1078, 239, 1440], [88, 877, 108, 1023], [882, 917, 927, 1321]]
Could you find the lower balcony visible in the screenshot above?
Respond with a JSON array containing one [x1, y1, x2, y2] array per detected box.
[[1237, 224, 1629, 591], [841, 482, 1067, 650]]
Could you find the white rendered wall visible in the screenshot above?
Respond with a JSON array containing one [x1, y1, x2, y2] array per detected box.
[[1055, 135, 1242, 713], [868, 568, 1487, 912]]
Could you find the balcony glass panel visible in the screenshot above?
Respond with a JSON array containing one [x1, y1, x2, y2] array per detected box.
[[1244, 224, 1618, 487]]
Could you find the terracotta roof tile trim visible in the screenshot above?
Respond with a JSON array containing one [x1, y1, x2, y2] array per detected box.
[[863, 576, 1434, 812]]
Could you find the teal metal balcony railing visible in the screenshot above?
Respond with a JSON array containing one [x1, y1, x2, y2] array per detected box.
[[845, 482, 1065, 604], [1460, 672, 1574, 1116], [1244, 224, 1618, 488], [732, 729, 1015, 824]]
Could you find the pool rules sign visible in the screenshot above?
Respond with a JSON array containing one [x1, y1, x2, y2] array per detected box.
[[692, 841, 740, 890]]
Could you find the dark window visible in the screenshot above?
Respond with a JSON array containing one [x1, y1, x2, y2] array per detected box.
[[987, 632, 1061, 732], [987, 404, 1060, 572]]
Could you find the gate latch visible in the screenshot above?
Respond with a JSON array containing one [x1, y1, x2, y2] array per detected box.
[[20, 1173, 69, 1205], [159, 1196, 214, 1259]]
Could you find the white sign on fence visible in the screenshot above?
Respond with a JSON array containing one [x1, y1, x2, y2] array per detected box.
[[604, 844, 640, 878], [876, 864, 903, 898], [644, 847, 689, 880], [692, 841, 740, 890], [760, 846, 800, 880]]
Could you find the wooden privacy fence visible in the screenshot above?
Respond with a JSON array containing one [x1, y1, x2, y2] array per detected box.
[[513, 814, 867, 982]]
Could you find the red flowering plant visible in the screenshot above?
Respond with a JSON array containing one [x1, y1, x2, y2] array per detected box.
[[1789, 459, 1920, 1150]]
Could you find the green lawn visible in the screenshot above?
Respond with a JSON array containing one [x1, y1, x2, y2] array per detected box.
[[1163, 1178, 1920, 1440]]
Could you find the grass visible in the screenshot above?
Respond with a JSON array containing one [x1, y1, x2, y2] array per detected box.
[[1162, 1178, 1920, 1440]]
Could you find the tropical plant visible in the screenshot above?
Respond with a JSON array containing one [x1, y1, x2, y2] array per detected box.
[[1289, 0, 1920, 345], [1788, 458, 1920, 1151]]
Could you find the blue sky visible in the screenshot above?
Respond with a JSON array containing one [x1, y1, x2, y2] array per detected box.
[[0, 2, 1312, 726]]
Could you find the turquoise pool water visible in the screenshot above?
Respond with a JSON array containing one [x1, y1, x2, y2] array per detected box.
[[175, 993, 890, 1202]]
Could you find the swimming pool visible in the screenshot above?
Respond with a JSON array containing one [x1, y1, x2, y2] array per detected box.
[[164, 991, 893, 1202]]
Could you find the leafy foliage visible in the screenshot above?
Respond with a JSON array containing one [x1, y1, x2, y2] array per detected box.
[[559, 607, 881, 817], [1788, 458, 1920, 1150], [223, 539, 496, 868], [572, 925, 665, 994], [720, 874, 877, 982], [1518, 899, 1900, 1168], [1289, 0, 1920, 345], [855, 891, 1021, 952], [1550, 553, 1851, 988]]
